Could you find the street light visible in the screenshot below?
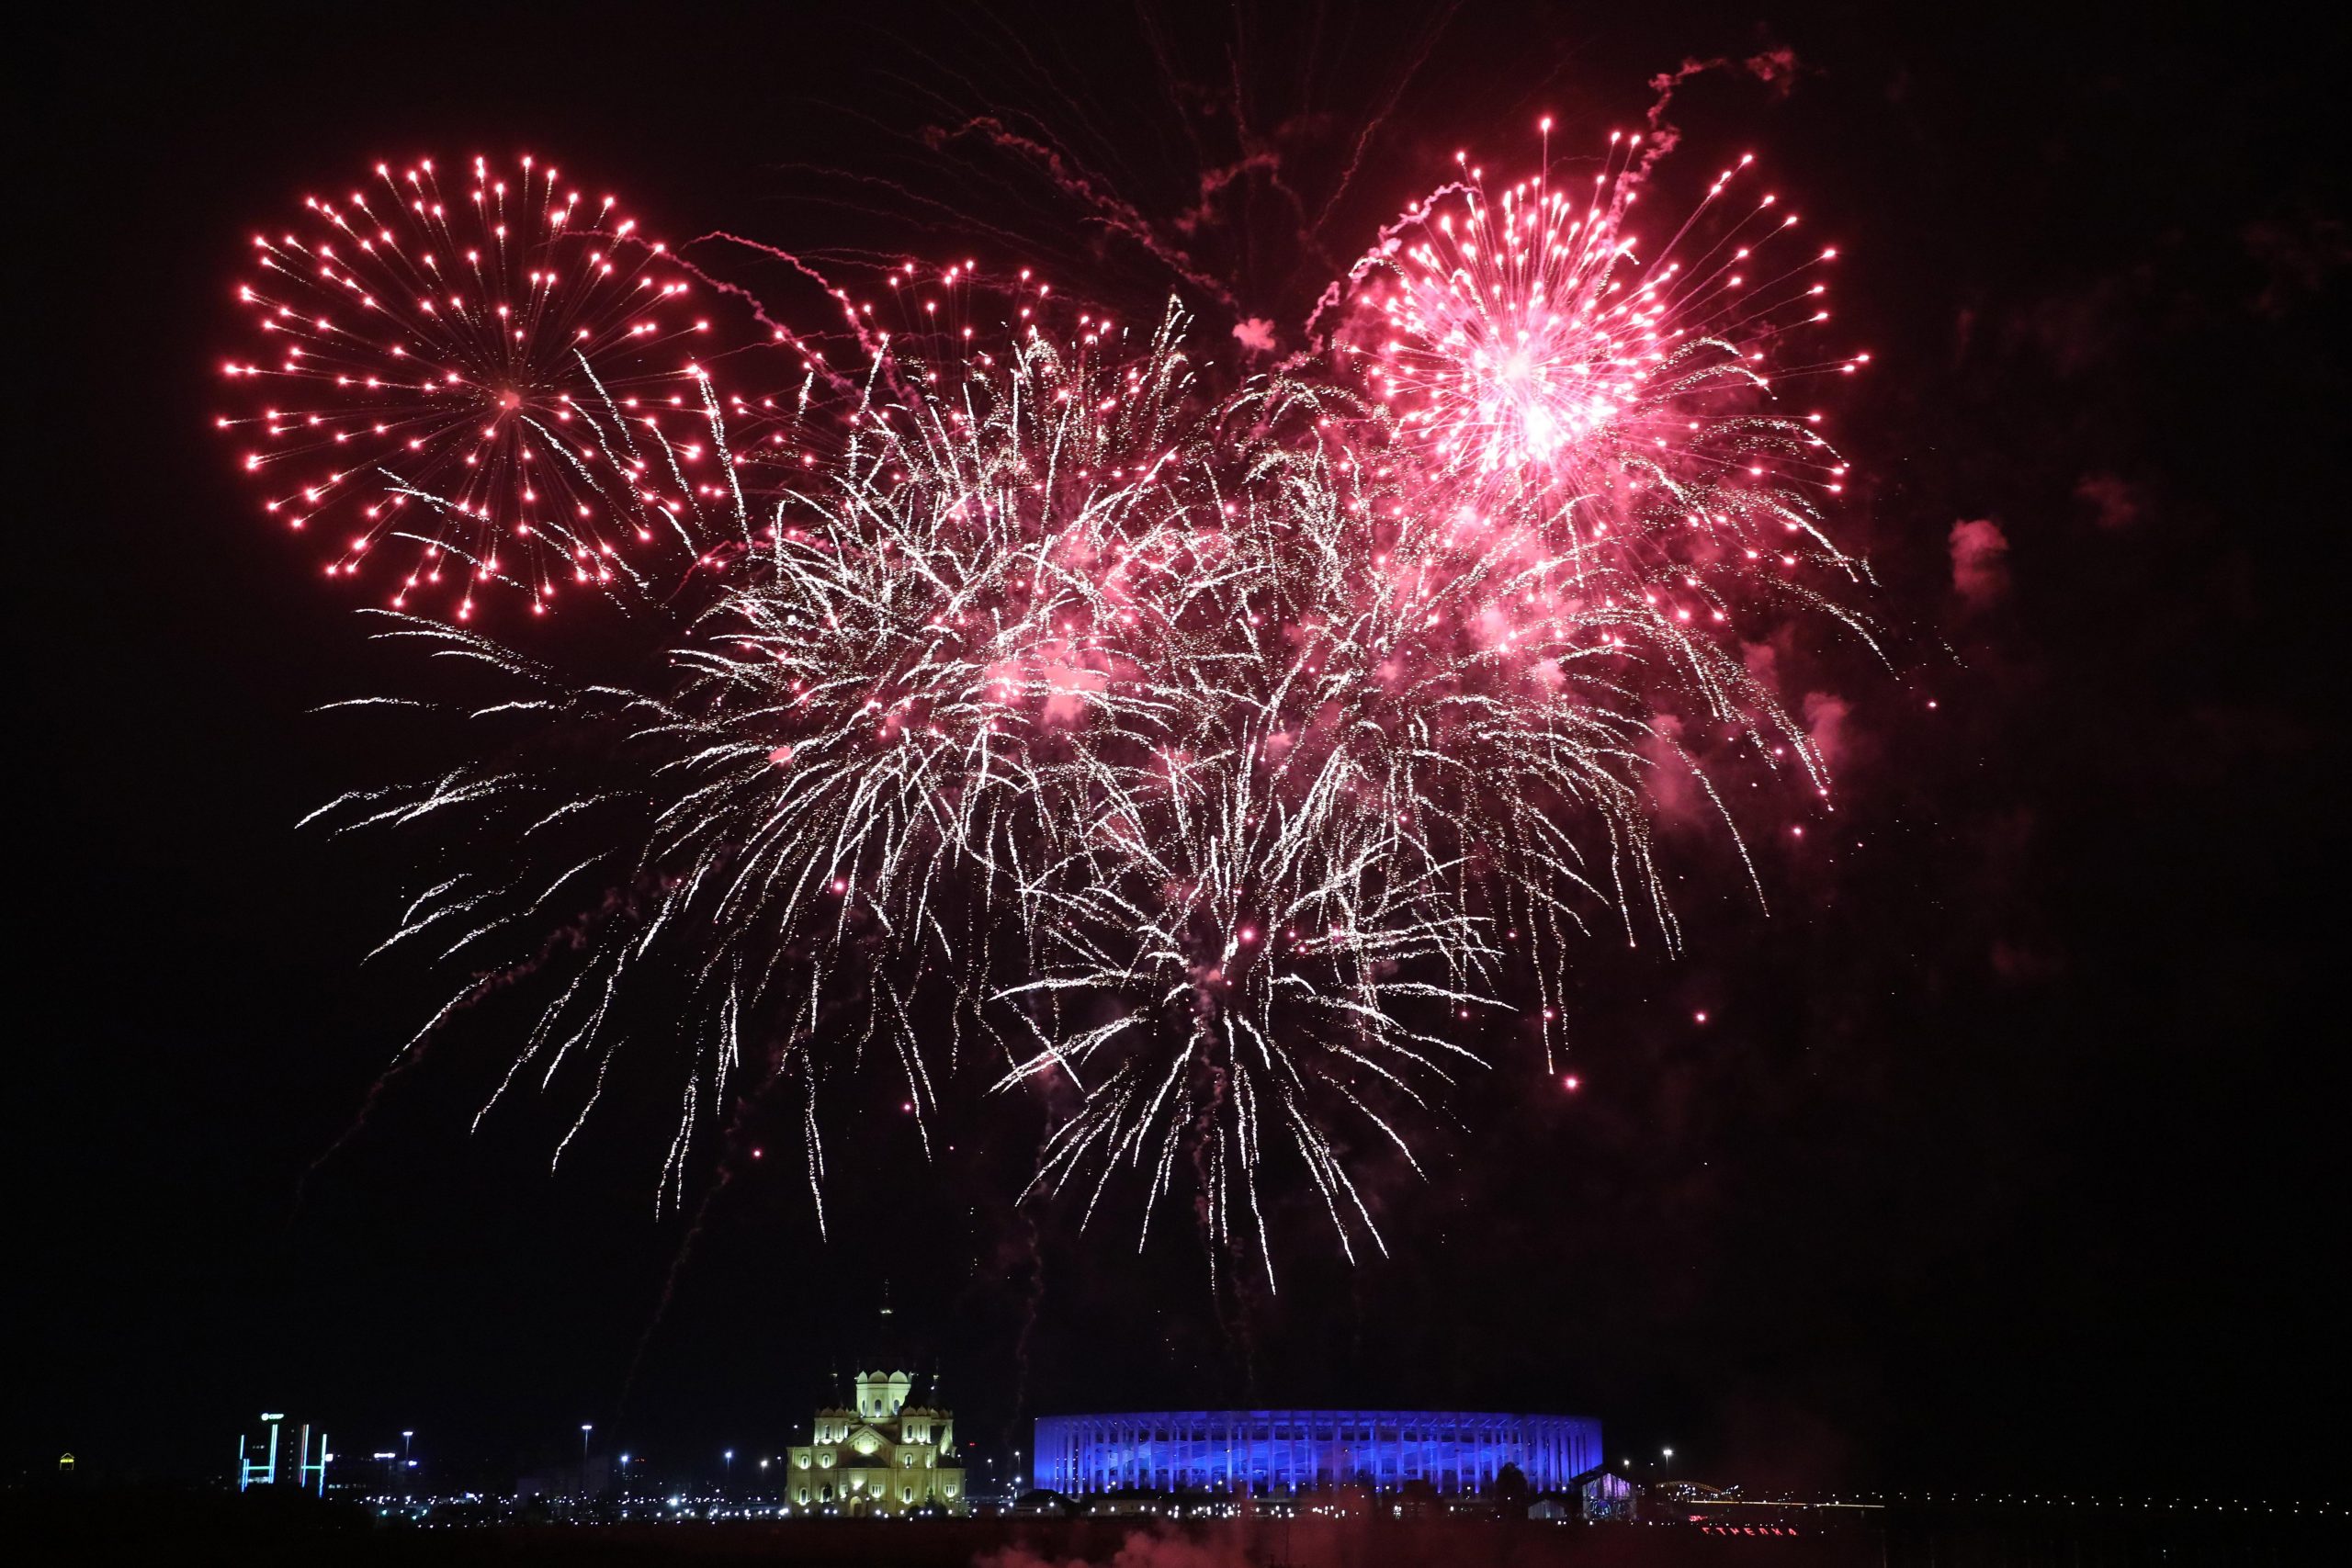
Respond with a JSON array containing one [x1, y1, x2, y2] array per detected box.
[[401, 1430, 414, 1464], [725, 1449, 735, 1490], [582, 1424, 594, 1464]]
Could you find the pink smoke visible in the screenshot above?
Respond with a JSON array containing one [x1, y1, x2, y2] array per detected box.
[[1230, 318, 1278, 353], [979, 1525, 1252, 1568], [1949, 518, 2011, 606], [2075, 473, 2141, 530]]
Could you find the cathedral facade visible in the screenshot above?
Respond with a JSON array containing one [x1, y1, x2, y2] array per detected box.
[[785, 1367, 967, 1515]]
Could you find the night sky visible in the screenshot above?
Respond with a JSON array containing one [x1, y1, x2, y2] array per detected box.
[[16, 2, 2345, 1500]]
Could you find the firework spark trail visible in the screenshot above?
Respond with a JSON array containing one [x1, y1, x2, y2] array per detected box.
[[302, 304, 1233, 1214], [932, 116, 1246, 313], [240, 120, 1876, 1272], [978, 337, 1850, 1280]]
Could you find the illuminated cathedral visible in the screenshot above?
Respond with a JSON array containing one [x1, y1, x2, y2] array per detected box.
[[783, 1302, 967, 1515]]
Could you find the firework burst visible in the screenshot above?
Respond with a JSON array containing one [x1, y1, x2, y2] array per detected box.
[[306, 309, 1229, 1219], [218, 154, 723, 618], [240, 115, 1877, 1276], [1336, 127, 1870, 592]]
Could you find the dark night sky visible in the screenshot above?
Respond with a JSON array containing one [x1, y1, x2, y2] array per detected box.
[[13, 2, 2346, 1499]]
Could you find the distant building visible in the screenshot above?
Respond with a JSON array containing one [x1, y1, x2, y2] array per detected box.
[[1032, 1410, 1600, 1495], [237, 1412, 328, 1495], [1575, 1467, 1638, 1520], [782, 1297, 967, 1516]]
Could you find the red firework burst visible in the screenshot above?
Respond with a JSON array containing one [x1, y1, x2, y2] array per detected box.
[[217, 154, 720, 618]]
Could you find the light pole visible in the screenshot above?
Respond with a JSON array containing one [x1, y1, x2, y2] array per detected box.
[[401, 1430, 414, 1464], [582, 1425, 594, 1466], [725, 1449, 735, 1493], [1662, 1447, 1674, 1478]]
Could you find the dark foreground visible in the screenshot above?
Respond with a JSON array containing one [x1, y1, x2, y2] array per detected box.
[[7, 1492, 2336, 1567]]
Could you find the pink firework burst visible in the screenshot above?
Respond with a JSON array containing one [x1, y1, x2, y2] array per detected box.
[[1343, 123, 1867, 541], [218, 154, 719, 618]]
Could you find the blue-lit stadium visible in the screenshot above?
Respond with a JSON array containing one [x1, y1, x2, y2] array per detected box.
[[1032, 1410, 1601, 1495]]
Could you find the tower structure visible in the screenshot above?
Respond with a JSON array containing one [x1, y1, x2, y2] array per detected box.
[[237, 1412, 328, 1494], [782, 1291, 967, 1515]]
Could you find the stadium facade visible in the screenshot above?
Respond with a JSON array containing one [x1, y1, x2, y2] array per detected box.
[[1032, 1410, 1601, 1495]]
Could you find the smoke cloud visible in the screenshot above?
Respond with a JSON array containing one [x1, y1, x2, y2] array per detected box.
[[1949, 517, 2012, 606]]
